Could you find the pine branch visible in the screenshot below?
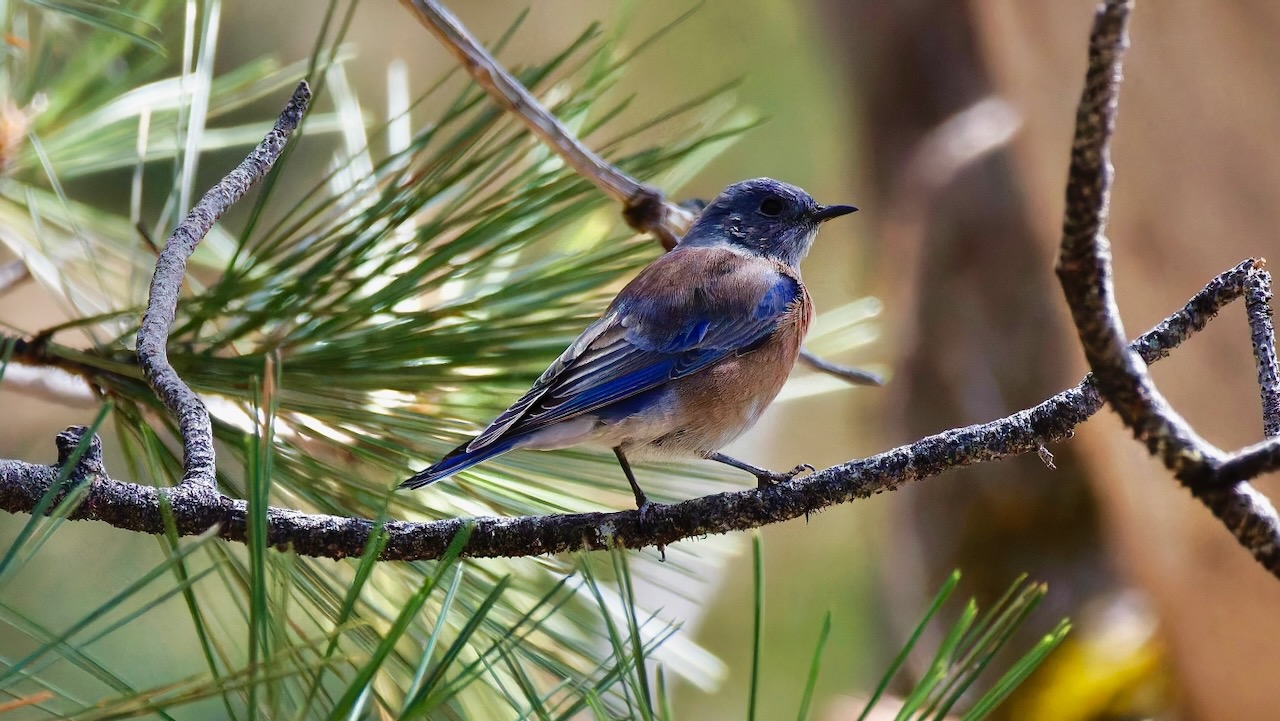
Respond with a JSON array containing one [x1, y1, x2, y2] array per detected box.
[[0, 259, 1270, 561], [1, 2, 1278, 577]]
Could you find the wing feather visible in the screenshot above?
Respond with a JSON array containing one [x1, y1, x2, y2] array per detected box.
[[466, 247, 799, 453]]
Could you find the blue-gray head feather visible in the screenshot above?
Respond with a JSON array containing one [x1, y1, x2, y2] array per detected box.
[[678, 178, 857, 267]]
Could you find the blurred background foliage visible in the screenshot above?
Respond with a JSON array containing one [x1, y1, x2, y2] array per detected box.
[[0, 0, 1278, 719]]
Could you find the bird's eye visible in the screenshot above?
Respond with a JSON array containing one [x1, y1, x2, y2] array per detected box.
[[758, 196, 785, 217]]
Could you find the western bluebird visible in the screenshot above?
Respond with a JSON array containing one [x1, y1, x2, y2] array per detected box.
[[402, 178, 857, 508]]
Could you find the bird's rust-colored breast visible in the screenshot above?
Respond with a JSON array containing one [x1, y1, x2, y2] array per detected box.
[[652, 256, 812, 456]]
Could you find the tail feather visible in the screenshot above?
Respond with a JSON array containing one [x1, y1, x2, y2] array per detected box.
[[401, 437, 518, 490]]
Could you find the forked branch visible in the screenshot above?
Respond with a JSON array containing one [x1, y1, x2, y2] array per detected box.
[[1055, 0, 1280, 572]]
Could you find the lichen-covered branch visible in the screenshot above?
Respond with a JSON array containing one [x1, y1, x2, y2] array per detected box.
[[1054, 0, 1280, 575], [1, 3, 1278, 574], [1245, 268, 1280, 438], [0, 263, 1267, 561], [133, 81, 310, 489]]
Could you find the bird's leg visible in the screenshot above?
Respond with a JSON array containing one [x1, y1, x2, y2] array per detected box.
[[707, 452, 814, 488], [613, 447, 650, 511]]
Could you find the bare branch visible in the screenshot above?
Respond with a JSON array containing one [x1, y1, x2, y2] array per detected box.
[[0, 262, 1266, 561], [398, 0, 694, 248], [134, 81, 310, 490], [1055, 0, 1280, 573]]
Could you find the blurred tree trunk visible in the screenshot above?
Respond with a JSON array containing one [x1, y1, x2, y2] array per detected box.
[[817, 0, 1122, 716], [972, 2, 1280, 719], [821, 0, 1280, 718]]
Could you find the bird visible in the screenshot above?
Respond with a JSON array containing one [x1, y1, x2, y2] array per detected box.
[[402, 177, 858, 508]]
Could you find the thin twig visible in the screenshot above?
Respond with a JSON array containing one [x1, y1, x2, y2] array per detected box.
[[797, 349, 884, 386], [0, 261, 1266, 561], [1055, 0, 1280, 573], [399, 0, 693, 249], [134, 81, 310, 489]]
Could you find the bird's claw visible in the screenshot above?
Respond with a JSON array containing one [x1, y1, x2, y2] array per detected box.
[[630, 499, 666, 560], [755, 463, 815, 488]]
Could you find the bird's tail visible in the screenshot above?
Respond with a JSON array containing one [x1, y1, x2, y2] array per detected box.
[[400, 437, 519, 490]]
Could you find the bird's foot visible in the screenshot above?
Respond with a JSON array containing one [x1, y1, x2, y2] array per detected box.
[[630, 497, 666, 560], [754, 463, 815, 489]]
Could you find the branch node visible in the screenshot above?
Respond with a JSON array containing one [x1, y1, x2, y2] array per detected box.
[[400, 0, 695, 248], [1056, 0, 1280, 577], [54, 426, 104, 480], [623, 187, 678, 250]]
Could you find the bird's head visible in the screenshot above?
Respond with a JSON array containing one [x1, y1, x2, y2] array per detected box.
[[679, 178, 857, 267]]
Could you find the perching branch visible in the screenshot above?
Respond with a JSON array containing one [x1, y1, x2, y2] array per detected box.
[[0, 260, 1271, 561], [0, 3, 1278, 574], [1055, 0, 1280, 573]]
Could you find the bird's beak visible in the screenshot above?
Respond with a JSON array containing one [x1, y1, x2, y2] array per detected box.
[[812, 204, 859, 222]]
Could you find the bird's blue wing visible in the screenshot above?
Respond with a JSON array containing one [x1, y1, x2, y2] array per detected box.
[[466, 248, 800, 452]]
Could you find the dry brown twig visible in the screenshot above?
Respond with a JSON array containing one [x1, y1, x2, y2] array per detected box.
[[399, 0, 693, 248], [0, 0, 1278, 574]]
